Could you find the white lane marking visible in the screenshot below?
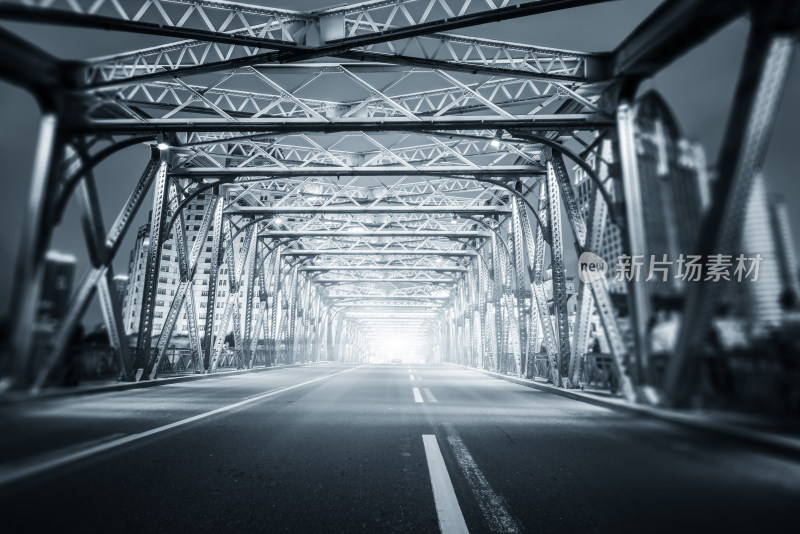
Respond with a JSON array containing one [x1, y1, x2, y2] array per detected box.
[[0, 366, 362, 488], [413, 387, 424, 403], [446, 434, 521, 533], [410, 374, 415, 381], [422, 388, 437, 403], [422, 435, 470, 534]]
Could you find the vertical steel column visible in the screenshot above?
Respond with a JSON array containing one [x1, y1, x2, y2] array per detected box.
[[248, 246, 269, 368], [547, 149, 589, 386], [269, 250, 282, 365], [530, 184, 559, 382], [546, 161, 571, 385], [667, 25, 797, 406], [617, 101, 651, 389], [477, 256, 489, 369], [202, 193, 225, 371], [9, 113, 62, 388], [225, 224, 243, 367], [286, 265, 299, 363], [77, 171, 133, 381], [309, 292, 321, 361], [134, 154, 169, 376], [242, 227, 259, 367], [468, 265, 480, 367], [490, 235, 503, 371], [512, 198, 531, 377]]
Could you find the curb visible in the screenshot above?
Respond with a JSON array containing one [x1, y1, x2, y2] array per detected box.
[[1, 362, 328, 403], [465, 366, 800, 462]]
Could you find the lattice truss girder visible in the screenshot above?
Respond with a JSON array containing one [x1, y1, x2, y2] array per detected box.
[[174, 130, 545, 170], [0, 0, 602, 84], [77, 64, 603, 128]]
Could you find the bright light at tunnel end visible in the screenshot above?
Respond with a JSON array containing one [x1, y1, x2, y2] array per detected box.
[[367, 335, 428, 364]]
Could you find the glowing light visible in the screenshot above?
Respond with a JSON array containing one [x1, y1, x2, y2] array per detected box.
[[157, 142, 170, 151], [274, 217, 283, 225], [490, 139, 500, 148]]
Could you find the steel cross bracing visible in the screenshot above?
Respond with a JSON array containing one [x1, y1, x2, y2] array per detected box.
[[3, 0, 796, 408], [0, 0, 605, 86]]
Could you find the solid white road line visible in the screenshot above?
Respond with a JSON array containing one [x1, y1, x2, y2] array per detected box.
[[423, 388, 438, 403], [422, 434, 470, 534], [0, 365, 363, 488], [413, 387, 424, 403], [410, 374, 415, 380], [446, 434, 520, 533]]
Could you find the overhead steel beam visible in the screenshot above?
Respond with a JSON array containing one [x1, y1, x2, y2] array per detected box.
[[610, 0, 748, 78], [173, 165, 544, 177], [315, 277, 457, 283], [331, 303, 443, 308], [327, 296, 449, 300], [260, 230, 490, 238], [282, 249, 475, 256], [295, 0, 615, 65], [232, 206, 509, 215], [344, 311, 440, 316], [0, 4, 305, 51], [0, 27, 68, 99], [301, 266, 466, 272], [3, 1, 609, 83], [69, 115, 613, 134]]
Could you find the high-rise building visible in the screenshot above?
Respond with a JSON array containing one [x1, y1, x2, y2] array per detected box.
[[122, 191, 284, 348], [741, 174, 784, 331], [769, 193, 800, 306], [113, 275, 129, 302], [572, 91, 708, 299], [39, 251, 77, 324]]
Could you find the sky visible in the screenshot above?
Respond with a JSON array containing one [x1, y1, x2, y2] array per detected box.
[[0, 0, 798, 328]]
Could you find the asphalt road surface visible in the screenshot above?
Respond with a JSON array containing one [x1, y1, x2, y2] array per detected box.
[[0, 363, 798, 533]]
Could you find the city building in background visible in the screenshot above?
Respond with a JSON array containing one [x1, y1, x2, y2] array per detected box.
[[38, 251, 77, 325], [572, 91, 710, 298], [121, 191, 285, 348], [769, 193, 800, 306], [113, 275, 129, 304]]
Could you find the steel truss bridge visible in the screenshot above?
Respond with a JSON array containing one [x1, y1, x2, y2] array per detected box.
[[0, 0, 798, 407]]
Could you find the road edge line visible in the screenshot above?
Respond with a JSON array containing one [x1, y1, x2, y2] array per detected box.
[[0, 365, 362, 488], [459, 365, 800, 462]]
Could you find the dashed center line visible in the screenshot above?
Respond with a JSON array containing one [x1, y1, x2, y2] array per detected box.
[[410, 374, 416, 381], [413, 387, 424, 403], [423, 388, 438, 403]]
